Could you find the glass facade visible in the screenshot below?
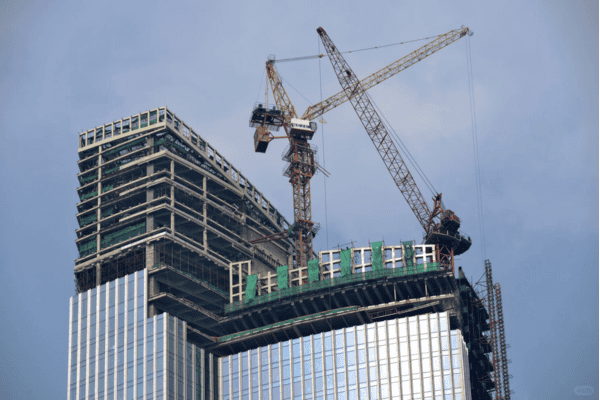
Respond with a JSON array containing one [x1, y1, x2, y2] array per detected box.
[[67, 270, 214, 400], [220, 312, 471, 400]]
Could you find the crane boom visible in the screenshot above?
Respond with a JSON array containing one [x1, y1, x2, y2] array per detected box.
[[303, 27, 469, 121], [316, 27, 432, 231], [317, 27, 472, 272], [266, 60, 298, 121]]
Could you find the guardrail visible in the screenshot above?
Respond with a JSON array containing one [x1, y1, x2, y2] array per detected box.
[[225, 262, 440, 313]]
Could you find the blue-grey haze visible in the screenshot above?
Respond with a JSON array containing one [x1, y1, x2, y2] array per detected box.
[[0, 1, 597, 399]]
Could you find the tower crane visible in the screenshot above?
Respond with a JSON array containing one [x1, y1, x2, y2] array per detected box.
[[317, 26, 472, 272], [249, 27, 470, 269]]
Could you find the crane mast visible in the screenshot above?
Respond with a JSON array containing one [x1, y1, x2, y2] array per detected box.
[[250, 60, 319, 268], [317, 27, 471, 272]]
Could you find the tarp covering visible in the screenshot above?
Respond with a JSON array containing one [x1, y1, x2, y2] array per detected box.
[[371, 241, 383, 271], [340, 249, 352, 277], [277, 265, 288, 290], [245, 274, 257, 304], [308, 259, 320, 282], [403, 241, 415, 267]]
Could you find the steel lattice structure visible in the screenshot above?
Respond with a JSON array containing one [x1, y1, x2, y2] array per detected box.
[[495, 283, 511, 400], [302, 27, 470, 121], [253, 26, 471, 270], [485, 260, 502, 399], [265, 61, 316, 268], [317, 27, 473, 272]]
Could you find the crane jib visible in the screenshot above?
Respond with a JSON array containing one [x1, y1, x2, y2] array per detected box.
[[317, 26, 470, 272], [302, 27, 469, 121]]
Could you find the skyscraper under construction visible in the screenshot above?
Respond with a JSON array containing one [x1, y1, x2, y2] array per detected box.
[[68, 107, 508, 400]]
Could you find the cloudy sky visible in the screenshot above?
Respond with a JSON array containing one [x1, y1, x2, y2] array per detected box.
[[0, 1, 597, 399]]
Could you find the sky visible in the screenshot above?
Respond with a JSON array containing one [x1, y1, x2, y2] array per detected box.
[[0, 1, 597, 399]]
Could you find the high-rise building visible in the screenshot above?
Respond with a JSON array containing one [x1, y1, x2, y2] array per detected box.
[[68, 269, 216, 400], [219, 312, 472, 400], [69, 107, 496, 400], [70, 107, 294, 400]]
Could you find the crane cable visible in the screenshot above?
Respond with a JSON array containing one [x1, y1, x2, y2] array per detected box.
[[319, 37, 330, 250], [277, 64, 314, 107], [466, 34, 487, 264], [274, 33, 445, 63], [366, 91, 439, 199]]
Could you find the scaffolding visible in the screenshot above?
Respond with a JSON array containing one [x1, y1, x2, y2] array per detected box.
[[485, 260, 501, 399], [495, 283, 511, 400]]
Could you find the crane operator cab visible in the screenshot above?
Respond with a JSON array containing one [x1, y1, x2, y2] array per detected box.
[[289, 118, 317, 140]]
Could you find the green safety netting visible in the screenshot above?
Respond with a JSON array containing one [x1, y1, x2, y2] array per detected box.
[[371, 241, 383, 271], [80, 190, 98, 201], [308, 259, 320, 282], [79, 174, 97, 185], [101, 207, 114, 218], [245, 274, 257, 304], [79, 213, 98, 226], [104, 138, 146, 156], [103, 164, 122, 176], [101, 221, 146, 248], [340, 249, 352, 277], [403, 241, 415, 267], [277, 265, 288, 290], [155, 136, 188, 154], [223, 257, 441, 313], [102, 184, 114, 193], [78, 240, 97, 257]]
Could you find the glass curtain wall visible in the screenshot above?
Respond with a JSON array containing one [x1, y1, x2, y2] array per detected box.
[[67, 270, 212, 400], [220, 312, 471, 400]]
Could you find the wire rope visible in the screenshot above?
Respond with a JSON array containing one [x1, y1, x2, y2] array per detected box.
[[466, 34, 487, 264], [318, 37, 330, 250], [274, 32, 446, 63], [366, 91, 439, 199], [277, 66, 314, 107]]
